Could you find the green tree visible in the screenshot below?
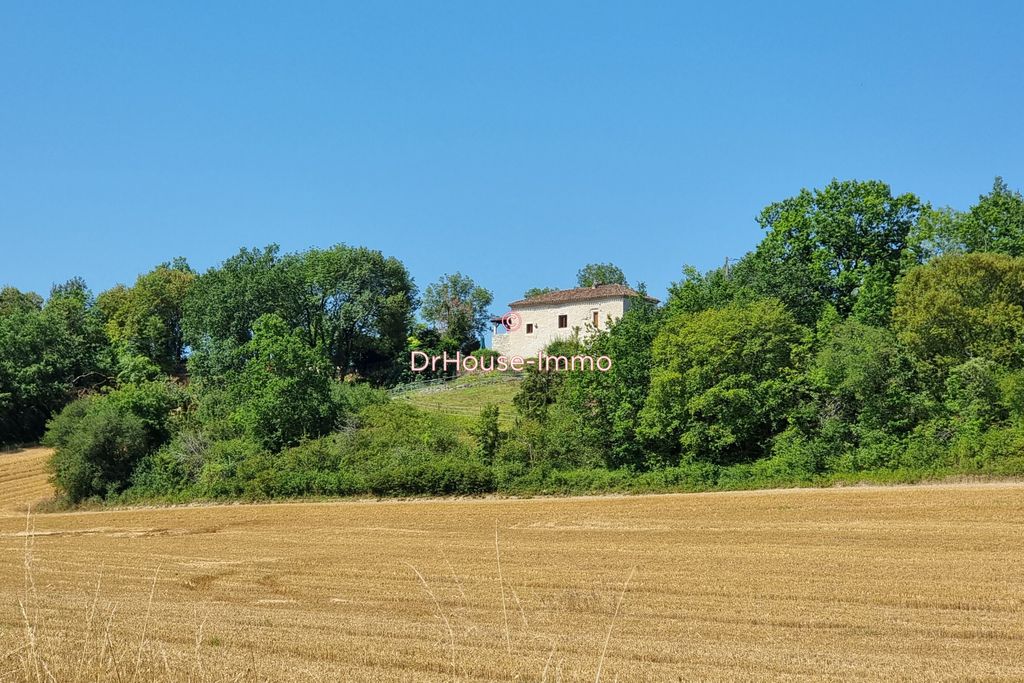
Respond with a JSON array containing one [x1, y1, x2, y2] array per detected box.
[[470, 404, 504, 463], [97, 258, 195, 375], [46, 397, 148, 502], [228, 314, 338, 451], [43, 380, 181, 502], [576, 263, 626, 287], [893, 252, 1024, 388], [523, 287, 556, 299], [907, 205, 967, 261], [908, 179, 1024, 259], [958, 177, 1024, 256], [809, 320, 922, 437], [640, 299, 807, 465], [943, 358, 1008, 434], [0, 279, 113, 444], [421, 273, 493, 352], [0, 287, 43, 316], [788, 319, 927, 472], [184, 244, 417, 384], [665, 263, 755, 316], [747, 179, 922, 324], [555, 291, 663, 468], [286, 246, 417, 381], [512, 359, 565, 422]]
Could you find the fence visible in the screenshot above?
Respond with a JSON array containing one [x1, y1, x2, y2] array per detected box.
[[387, 372, 523, 397]]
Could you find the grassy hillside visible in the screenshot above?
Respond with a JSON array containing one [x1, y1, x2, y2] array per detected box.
[[391, 373, 521, 427]]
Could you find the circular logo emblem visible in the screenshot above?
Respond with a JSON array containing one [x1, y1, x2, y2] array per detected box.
[[501, 311, 522, 332]]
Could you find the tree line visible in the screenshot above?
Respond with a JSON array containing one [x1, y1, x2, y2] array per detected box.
[[504, 177, 1024, 491], [4, 176, 1024, 503], [1, 245, 496, 447]]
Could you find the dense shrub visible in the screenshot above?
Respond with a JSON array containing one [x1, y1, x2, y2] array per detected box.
[[45, 397, 150, 502], [126, 429, 209, 499], [122, 403, 495, 501], [339, 403, 491, 495], [44, 380, 183, 502]]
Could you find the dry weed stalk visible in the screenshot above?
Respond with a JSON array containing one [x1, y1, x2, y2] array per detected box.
[[594, 566, 636, 683], [494, 521, 511, 657], [405, 562, 457, 681]]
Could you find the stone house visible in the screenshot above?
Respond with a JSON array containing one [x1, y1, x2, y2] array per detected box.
[[490, 284, 658, 358]]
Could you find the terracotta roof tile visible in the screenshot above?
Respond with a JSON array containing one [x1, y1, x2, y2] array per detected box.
[[509, 284, 658, 307]]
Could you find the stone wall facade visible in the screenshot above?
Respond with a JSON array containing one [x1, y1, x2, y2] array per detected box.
[[491, 296, 632, 358]]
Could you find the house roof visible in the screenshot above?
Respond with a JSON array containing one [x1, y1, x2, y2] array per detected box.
[[509, 284, 659, 308]]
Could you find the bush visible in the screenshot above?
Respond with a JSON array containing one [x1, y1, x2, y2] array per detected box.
[[107, 379, 184, 443], [45, 397, 150, 502], [470, 404, 504, 464], [44, 380, 183, 503], [758, 428, 826, 481], [126, 429, 209, 498], [338, 403, 492, 496], [195, 437, 269, 498], [136, 403, 496, 501], [363, 454, 493, 496], [331, 382, 389, 418]]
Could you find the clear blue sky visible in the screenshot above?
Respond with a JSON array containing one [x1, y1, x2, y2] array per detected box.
[[2, 2, 1022, 313]]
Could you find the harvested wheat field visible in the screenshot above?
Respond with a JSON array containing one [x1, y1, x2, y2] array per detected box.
[[0, 448, 53, 512], [0, 452, 1023, 681]]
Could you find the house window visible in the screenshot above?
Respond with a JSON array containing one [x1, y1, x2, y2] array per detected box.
[[592, 310, 599, 327], [526, 323, 534, 334], [558, 314, 568, 328]]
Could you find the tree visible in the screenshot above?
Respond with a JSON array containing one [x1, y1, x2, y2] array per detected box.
[[794, 319, 926, 471], [183, 245, 286, 349], [228, 314, 338, 451], [421, 273, 493, 352], [284, 246, 417, 382], [747, 179, 922, 324], [639, 299, 807, 465], [908, 179, 1024, 259], [576, 263, 626, 287], [942, 358, 1008, 434], [0, 287, 43, 316], [470, 404, 504, 463], [97, 258, 195, 375], [907, 205, 967, 261], [665, 263, 755, 316], [512, 350, 567, 422], [523, 287, 556, 299], [955, 177, 1024, 256], [0, 279, 113, 445], [43, 380, 181, 502], [892, 252, 1024, 388], [554, 290, 663, 468], [183, 244, 417, 384], [46, 397, 148, 503]]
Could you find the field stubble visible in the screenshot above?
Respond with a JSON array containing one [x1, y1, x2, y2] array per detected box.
[[0, 448, 1022, 681]]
